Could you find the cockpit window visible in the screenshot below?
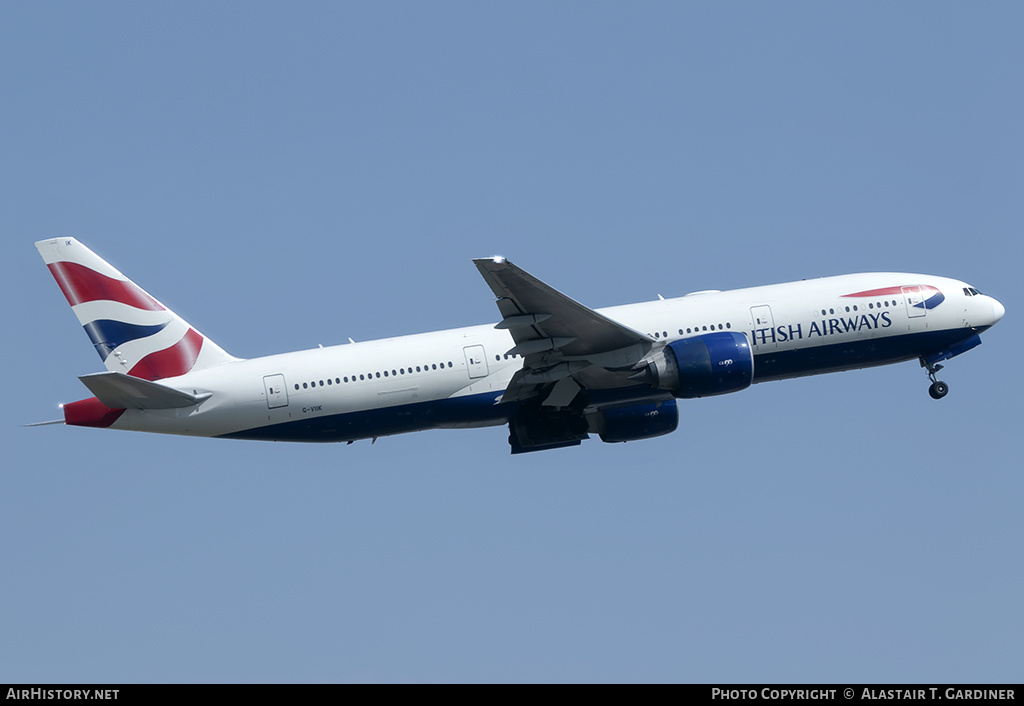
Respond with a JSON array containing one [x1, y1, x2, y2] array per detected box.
[[964, 287, 982, 297]]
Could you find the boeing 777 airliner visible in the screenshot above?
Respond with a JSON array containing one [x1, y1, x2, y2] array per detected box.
[[34, 238, 1004, 453]]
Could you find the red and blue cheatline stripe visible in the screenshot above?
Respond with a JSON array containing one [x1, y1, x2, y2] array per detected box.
[[842, 285, 944, 310]]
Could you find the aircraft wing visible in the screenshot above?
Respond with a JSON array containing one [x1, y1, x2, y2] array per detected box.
[[473, 257, 652, 403], [78, 371, 211, 410]]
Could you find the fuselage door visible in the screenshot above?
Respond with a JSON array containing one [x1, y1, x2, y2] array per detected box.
[[903, 286, 926, 318], [750, 305, 777, 348], [464, 345, 489, 379], [263, 374, 289, 409]]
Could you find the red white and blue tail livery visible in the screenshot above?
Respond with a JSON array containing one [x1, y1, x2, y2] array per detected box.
[[34, 239, 1004, 453], [36, 238, 237, 380]]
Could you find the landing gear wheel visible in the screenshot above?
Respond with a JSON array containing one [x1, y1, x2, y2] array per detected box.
[[921, 357, 950, 400]]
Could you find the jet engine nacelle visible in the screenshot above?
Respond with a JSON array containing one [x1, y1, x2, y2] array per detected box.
[[598, 399, 679, 443], [634, 331, 753, 398]]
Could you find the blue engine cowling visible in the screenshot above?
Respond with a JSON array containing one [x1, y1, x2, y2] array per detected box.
[[598, 399, 679, 443], [636, 331, 753, 398]]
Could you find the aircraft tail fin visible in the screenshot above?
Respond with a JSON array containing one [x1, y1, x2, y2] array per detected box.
[[35, 237, 241, 380]]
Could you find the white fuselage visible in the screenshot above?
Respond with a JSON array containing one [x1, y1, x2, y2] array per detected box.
[[104, 272, 1002, 442]]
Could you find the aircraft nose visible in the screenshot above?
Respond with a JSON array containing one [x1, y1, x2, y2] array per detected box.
[[992, 297, 1005, 324]]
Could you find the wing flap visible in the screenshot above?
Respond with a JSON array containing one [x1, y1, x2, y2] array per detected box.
[[473, 258, 651, 355], [473, 257, 653, 404]]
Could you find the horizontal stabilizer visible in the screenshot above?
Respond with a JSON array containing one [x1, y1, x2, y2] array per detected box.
[[78, 371, 211, 410]]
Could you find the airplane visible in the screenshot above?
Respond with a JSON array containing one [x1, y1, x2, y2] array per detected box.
[[33, 237, 1004, 453]]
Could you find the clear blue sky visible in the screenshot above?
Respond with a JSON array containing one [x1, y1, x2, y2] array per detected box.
[[2, 2, 1021, 683]]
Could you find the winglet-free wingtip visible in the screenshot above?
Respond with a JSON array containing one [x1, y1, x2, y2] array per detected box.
[[473, 255, 509, 269]]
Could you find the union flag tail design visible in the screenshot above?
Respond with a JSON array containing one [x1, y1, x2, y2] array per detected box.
[[36, 237, 239, 380]]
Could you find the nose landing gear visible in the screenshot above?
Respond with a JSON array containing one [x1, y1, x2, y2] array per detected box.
[[922, 359, 949, 399], [929, 379, 949, 400]]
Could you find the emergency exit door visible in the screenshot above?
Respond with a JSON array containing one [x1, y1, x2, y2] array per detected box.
[[903, 286, 926, 318], [464, 345, 489, 379], [263, 374, 289, 409], [750, 305, 776, 348]]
